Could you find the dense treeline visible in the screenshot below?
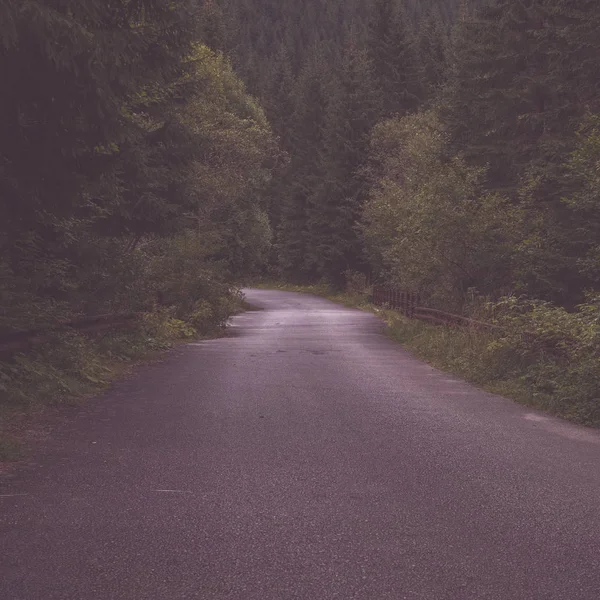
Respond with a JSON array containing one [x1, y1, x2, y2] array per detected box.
[[0, 1, 278, 410], [223, 0, 600, 422], [221, 0, 472, 286], [0, 1, 277, 336], [223, 0, 600, 313]]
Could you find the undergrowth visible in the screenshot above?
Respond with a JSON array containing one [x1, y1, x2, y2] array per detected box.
[[259, 282, 600, 427], [0, 298, 243, 461]]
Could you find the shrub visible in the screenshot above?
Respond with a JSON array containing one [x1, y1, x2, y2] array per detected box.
[[489, 296, 600, 424]]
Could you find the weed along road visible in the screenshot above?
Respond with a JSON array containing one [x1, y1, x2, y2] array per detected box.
[[2, 289, 600, 600]]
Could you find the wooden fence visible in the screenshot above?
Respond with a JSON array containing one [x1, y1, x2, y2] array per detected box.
[[371, 285, 500, 331], [371, 287, 420, 317]]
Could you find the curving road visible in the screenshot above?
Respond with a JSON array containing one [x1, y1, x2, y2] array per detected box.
[[2, 289, 600, 599]]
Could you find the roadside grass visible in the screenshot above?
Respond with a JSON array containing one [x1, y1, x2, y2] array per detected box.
[[0, 300, 245, 461], [256, 282, 598, 427]]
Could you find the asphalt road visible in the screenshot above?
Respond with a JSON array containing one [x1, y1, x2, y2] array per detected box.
[[2, 289, 600, 600]]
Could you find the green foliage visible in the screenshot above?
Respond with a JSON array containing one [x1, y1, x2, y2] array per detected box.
[[563, 115, 600, 288], [0, 333, 114, 409], [0, 0, 201, 236], [489, 297, 600, 424], [0, 34, 277, 327], [276, 53, 331, 280], [225, 0, 461, 285], [176, 45, 279, 278], [0, 5, 277, 430], [304, 47, 382, 284], [437, 0, 600, 303], [363, 111, 519, 308], [367, 0, 422, 116], [145, 231, 241, 332], [416, 8, 450, 102]]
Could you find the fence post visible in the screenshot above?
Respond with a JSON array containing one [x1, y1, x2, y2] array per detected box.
[[415, 293, 421, 317]]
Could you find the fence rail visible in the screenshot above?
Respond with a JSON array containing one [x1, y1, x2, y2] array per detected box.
[[371, 286, 499, 331], [371, 287, 420, 317], [0, 313, 140, 356]]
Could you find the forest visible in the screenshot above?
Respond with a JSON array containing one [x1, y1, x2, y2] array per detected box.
[[222, 0, 600, 423], [1, 0, 599, 424], [0, 0, 279, 413], [220, 0, 600, 308]]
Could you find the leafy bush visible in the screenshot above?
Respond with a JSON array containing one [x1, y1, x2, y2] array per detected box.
[[362, 111, 520, 310], [489, 297, 600, 424], [344, 270, 371, 295], [385, 296, 600, 426], [0, 231, 244, 412], [0, 332, 112, 409]]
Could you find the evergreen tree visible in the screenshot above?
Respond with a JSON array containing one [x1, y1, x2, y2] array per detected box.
[[442, 0, 600, 200], [198, 0, 228, 51], [0, 1, 280, 334], [262, 46, 295, 144], [417, 8, 450, 102], [439, 0, 600, 302], [0, 0, 201, 237], [276, 52, 331, 280], [305, 46, 381, 283], [0, 0, 202, 320], [367, 0, 422, 117], [440, 0, 528, 194]]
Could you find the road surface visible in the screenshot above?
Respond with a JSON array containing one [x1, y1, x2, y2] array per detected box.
[[2, 289, 600, 599]]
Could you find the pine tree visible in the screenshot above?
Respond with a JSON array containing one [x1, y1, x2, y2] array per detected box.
[[304, 46, 381, 283], [0, 0, 201, 241], [276, 52, 331, 280], [417, 8, 450, 103], [199, 0, 228, 51], [262, 46, 295, 144], [440, 0, 600, 303], [440, 0, 543, 193], [0, 0, 204, 329], [367, 0, 422, 118]]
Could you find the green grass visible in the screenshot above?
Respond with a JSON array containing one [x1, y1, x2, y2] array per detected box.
[[257, 282, 598, 427], [0, 297, 247, 462]]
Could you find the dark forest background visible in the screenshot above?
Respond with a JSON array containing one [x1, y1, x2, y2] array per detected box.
[[217, 0, 600, 311]]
